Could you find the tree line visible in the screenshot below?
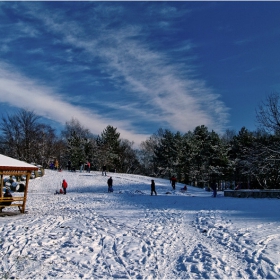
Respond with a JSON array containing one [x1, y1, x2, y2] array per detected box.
[[0, 112, 139, 175], [1, 92, 280, 189]]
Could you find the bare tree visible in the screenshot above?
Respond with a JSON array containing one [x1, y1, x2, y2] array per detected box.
[[119, 139, 140, 174], [0, 109, 58, 164], [139, 129, 163, 176], [256, 92, 280, 134]]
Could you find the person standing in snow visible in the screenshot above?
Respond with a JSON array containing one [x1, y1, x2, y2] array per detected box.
[[210, 180, 217, 197], [79, 160, 84, 173], [151, 179, 157, 196], [170, 175, 177, 190], [102, 165, 107, 176], [107, 177, 113, 192], [55, 159, 59, 170], [87, 161, 91, 173], [62, 179, 68, 195]]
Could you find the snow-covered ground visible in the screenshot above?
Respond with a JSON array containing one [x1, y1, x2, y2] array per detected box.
[[1, 169, 280, 279]]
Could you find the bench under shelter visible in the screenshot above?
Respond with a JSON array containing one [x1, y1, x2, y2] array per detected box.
[[0, 154, 38, 213]]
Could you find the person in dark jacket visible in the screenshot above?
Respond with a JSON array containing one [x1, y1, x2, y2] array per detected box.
[[0, 189, 13, 212], [151, 179, 157, 196], [107, 177, 113, 192], [62, 179, 68, 195], [102, 165, 107, 176], [211, 180, 217, 197]]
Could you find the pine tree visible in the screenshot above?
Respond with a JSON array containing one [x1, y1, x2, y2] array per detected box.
[[62, 118, 94, 169], [67, 131, 86, 169], [229, 127, 255, 186], [96, 125, 121, 171], [153, 129, 182, 178]]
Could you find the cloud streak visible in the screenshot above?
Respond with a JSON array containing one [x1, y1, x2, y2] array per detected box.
[[0, 63, 149, 144], [0, 2, 230, 145]]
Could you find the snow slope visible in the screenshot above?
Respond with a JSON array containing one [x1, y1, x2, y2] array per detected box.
[[0, 169, 280, 279]]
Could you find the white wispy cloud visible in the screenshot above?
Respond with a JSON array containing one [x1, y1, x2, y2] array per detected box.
[[0, 63, 150, 145], [0, 2, 230, 144]]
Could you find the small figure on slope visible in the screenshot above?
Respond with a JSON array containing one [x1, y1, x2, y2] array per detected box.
[[62, 179, 68, 195], [170, 175, 177, 190], [107, 177, 113, 192], [210, 180, 217, 198], [151, 179, 157, 196], [180, 185, 187, 192], [102, 165, 107, 176]]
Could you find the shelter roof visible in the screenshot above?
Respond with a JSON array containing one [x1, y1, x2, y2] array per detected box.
[[0, 154, 38, 171]]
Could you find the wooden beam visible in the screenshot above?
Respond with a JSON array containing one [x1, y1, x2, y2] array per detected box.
[[0, 174, 3, 198], [22, 171, 31, 213], [0, 171, 30, 176]]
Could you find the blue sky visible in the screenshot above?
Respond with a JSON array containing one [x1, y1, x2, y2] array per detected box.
[[0, 2, 280, 145]]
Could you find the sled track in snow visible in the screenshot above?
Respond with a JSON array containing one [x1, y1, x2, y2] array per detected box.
[[193, 210, 280, 278], [1, 185, 280, 279]]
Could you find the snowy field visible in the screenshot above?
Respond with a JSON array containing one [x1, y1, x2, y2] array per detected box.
[[1, 169, 280, 279]]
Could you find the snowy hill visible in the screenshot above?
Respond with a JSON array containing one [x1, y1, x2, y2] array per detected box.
[[0, 169, 280, 279]]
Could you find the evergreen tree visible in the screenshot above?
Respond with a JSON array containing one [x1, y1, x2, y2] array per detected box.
[[229, 127, 255, 187], [67, 130, 86, 168], [153, 129, 181, 178], [178, 131, 193, 184], [61, 118, 95, 169], [96, 125, 121, 171], [189, 125, 211, 186]]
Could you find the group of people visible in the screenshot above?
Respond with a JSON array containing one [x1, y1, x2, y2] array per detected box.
[[57, 174, 184, 196], [56, 175, 113, 195], [58, 175, 187, 196], [49, 159, 59, 170], [56, 174, 218, 198], [151, 176, 187, 196], [79, 161, 91, 173]]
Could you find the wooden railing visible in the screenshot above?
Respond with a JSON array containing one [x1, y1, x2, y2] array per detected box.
[[0, 196, 25, 213]]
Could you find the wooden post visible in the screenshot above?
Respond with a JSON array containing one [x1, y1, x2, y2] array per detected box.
[[0, 174, 3, 198], [22, 171, 31, 213]]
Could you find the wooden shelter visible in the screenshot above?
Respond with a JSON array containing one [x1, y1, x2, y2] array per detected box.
[[0, 154, 38, 213]]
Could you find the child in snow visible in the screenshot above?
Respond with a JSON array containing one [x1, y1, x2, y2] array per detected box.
[[180, 185, 187, 192], [54, 188, 64, 195]]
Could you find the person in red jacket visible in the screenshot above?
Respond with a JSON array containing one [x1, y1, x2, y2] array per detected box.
[[62, 179, 68, 195], [170, 175, 177, 190]]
